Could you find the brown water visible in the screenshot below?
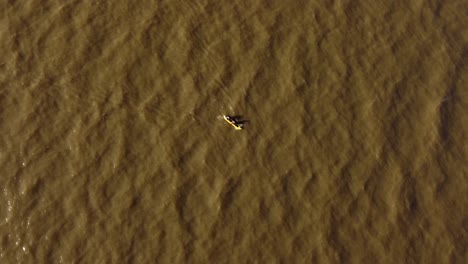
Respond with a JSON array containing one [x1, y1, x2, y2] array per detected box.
[[1, 0, 467, 263]]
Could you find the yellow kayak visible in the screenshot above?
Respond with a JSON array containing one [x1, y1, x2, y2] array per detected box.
[[223, 115, 243, 130]]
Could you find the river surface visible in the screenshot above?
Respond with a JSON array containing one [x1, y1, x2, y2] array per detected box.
[[0, 0, 467, 263]]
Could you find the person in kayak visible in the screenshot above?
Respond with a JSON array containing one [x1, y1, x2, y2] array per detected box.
[[223, 115, 244, 130]]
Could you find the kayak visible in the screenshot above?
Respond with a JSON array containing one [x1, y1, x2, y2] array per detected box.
[[223, 115, 243, 130]]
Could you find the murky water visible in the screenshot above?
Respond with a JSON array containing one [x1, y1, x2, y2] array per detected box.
[[0, 0, 466, 263]]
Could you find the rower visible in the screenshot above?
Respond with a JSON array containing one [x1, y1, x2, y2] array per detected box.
[[223, 115, 244, 130]]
